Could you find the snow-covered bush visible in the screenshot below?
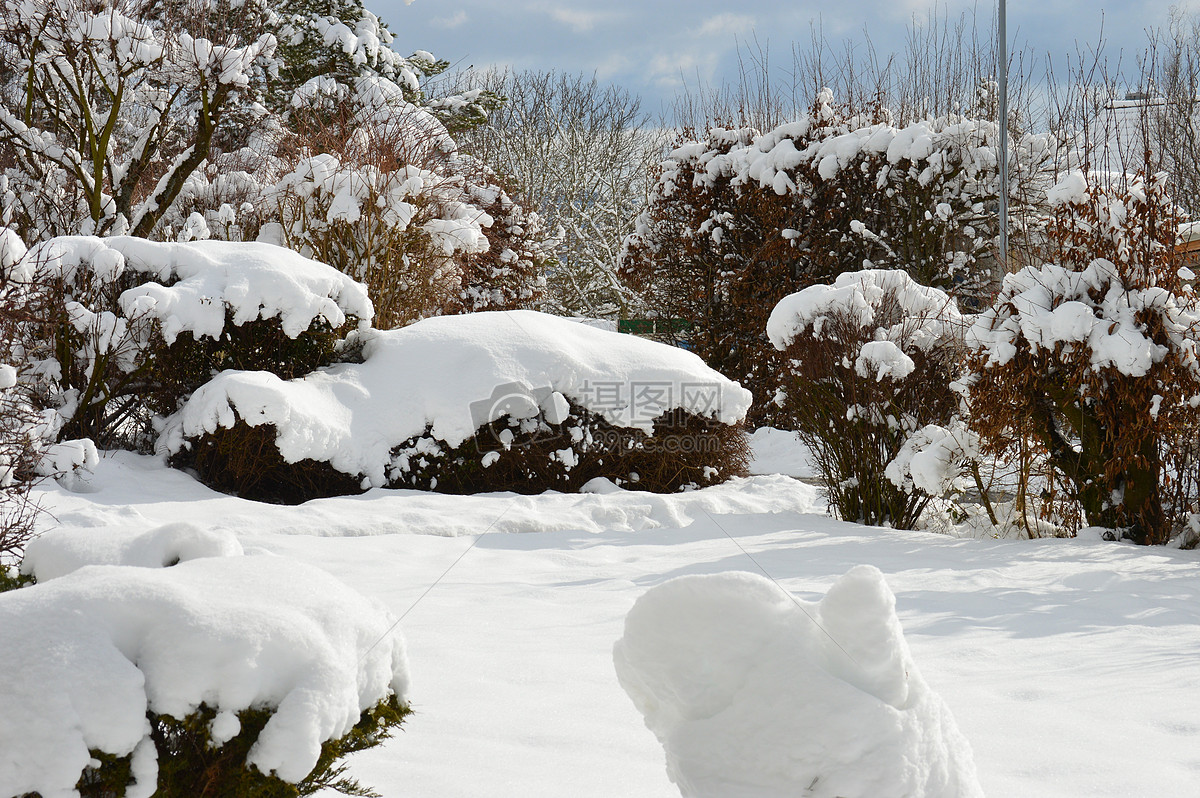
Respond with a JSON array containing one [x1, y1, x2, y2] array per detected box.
[[161, 311, 753, 502], [768, 269, 964, 528], [0, 527, 409, 797], [9, 235, 371, 447], [270, 93, 550, 328], [621, 91, 1060, 423], [613, 566, 984, 798], [0, 367, 39, 579], [967, 171, 1200, 544]]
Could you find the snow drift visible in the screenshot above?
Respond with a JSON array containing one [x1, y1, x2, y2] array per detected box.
[[613, 566, 983, 798]]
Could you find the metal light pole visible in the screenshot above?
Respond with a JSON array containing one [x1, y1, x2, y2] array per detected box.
[[998, 0, 1009, 270]]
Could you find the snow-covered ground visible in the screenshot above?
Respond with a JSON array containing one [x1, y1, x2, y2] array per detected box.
[[26, 444, 1200, 797]]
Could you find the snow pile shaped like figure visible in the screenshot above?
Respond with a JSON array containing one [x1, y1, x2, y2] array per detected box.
[[614, 566, 984, 798], [160, 310, 753, 489], [0, 531, 409, 797]]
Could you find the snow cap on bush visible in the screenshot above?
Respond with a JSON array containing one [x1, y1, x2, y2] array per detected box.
[[0, 545, 408, 796], [767, 269, 963, 352], [22, 236, 374, 343], [614, 566, 983, 798], [966, 256, 1200, 378]]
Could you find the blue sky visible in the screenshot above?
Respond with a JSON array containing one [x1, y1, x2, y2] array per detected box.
[[369, 1, 1195, 116]]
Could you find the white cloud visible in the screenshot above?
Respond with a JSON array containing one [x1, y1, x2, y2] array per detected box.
[[695, 13, 756, 38], [595, 51, 633, 81], [548, 7, 607, 32], [431, 10, 469, 29], [647, 50, 719, 89], [525, 3, 625, 33]]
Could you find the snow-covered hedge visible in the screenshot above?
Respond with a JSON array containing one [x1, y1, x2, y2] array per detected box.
[[0, 526, 409, 796], [8, 234, 371, 445], [613, 566, 983, 798], [161, 310, 753, 501], [621, 92, 1062, 424], [966, 171, 1200, 543], [769, 270, 964, 528]]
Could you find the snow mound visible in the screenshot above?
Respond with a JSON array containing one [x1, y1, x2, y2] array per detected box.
[[614, 567, 983, 798], [21, 236, 373, 343], [23, 521, 244, 582], [0, 555, 408, 796], [160, 310, 753, 487]]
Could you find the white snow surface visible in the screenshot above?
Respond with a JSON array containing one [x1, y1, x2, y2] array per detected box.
[[19, 442, 1200, 798], [0, 547, 408, 796], [159, 310, 753, 486], [746, 427, 817, 479], [20, 236, 373, 343], [614, 567, 984, 798], [23, 521, 244, 582]]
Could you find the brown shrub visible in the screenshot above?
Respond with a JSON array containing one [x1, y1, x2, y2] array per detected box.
[[392, 405, 751, 495], [173, 423, 362, 504], [777, 283, 962, 529], [179, 403, 750, 504], [145, 314, 359, 419]]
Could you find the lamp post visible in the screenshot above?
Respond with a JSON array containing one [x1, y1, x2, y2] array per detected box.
[[998, 0, 1009, 271]]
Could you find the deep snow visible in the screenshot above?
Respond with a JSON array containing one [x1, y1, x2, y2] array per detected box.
[[20, 445, 1200, 797]]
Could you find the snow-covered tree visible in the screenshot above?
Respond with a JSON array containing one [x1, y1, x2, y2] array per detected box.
[[0, 0, 276, 240], [451, 69, 665, 318], [0, 0, 500, 242], [0, 231, 43, 570], [267, 87, 550, 328], [0, 0, 541, 336]]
